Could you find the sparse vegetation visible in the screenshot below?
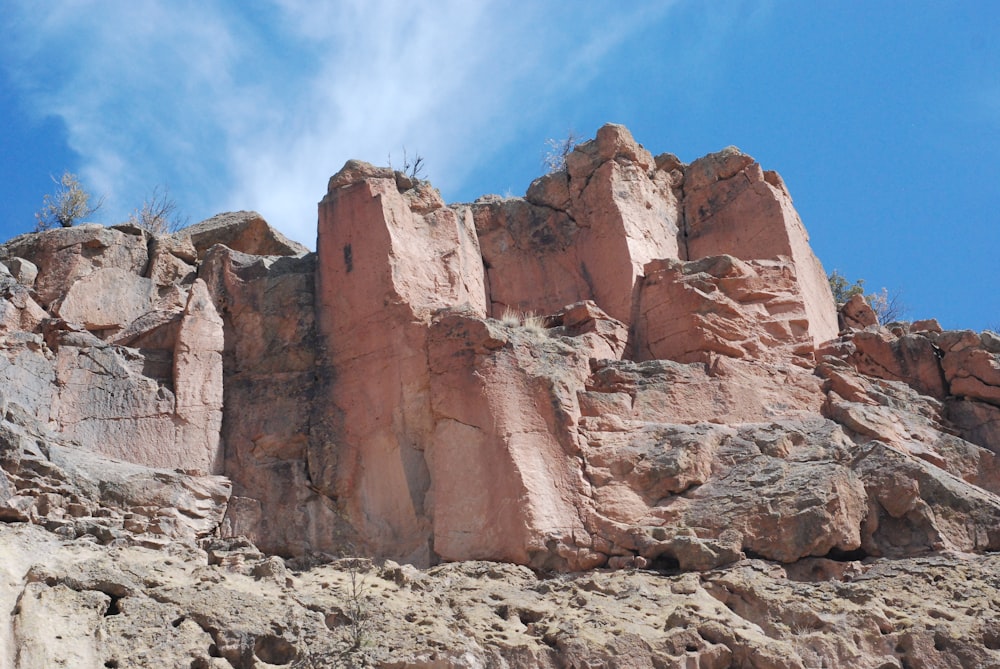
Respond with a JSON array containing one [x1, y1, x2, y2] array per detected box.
[[500, 306, 547, 334], [500, 306, 522, 327], [291, 556, 378, 668], [543, 130, 580, 173], [866, 286, 906, 324], [828, 270, 906, 325], [34, 171, 104, 230], [341, 558, 373, 652], [828, 269, 865, 304], [388, 147, 426, 181], [522, 312, 547, 334], [126, 186, 187, 234]]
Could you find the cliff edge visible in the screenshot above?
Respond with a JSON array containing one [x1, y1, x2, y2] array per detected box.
[[0, 125, 998, 667]]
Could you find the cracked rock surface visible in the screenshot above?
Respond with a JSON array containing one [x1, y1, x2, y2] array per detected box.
[[0, 125, 998, 666]]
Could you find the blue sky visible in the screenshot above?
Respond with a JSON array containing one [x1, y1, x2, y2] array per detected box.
[[1, 1, 997, 331]]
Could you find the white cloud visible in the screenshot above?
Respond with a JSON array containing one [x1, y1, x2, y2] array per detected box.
[[1, 0, 680, 247]]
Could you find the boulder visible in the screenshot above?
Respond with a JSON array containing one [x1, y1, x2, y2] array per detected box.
[[942, 342, 1000, 406], [848, 330, 948, 399], [146, 234, 197, 287], [6, 257, 38, 287], [181, 211, 310, 260], [0, 224, 149, 310], [840, 293, 878, 329]]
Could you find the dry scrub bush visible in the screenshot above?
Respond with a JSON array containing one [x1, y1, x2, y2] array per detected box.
[[828, 270, 906, 325], [127, 186, 187, 234], [543, 131, 580, 173], [35, 171, 104, 230], [500, 307, 547, 334]]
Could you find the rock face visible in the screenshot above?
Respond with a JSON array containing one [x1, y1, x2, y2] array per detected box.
[[0, 124, 999, 667]]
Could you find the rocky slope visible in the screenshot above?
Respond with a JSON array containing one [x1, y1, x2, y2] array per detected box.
[[0, 125, 998, 667]]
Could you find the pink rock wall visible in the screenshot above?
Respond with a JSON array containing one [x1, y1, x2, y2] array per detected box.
[[303, 128, 847, 568], [682, 149, 838, 347], [314, 162, 486, 563], [474, 124, 681, 325]]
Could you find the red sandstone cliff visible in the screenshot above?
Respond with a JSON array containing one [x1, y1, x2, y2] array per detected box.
[[0, 126, 998, 667]]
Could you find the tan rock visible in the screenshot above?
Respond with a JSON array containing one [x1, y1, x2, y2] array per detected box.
[[182, 210, 309, 260], [0, 283, 47, 335], [14, 582, 109, 667], [146, 234, 197, 287], [5, 257, 37, 287], [840, 293, 878, 329], [57, 267, 158, 332], [0, 224, 149, 310], [4, 520, 1000, 669]]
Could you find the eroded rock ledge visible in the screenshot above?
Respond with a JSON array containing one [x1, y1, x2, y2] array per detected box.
[[0, 125, 998, 667]]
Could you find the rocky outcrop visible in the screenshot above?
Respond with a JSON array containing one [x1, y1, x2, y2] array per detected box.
[[0, 124, 999, 666], [3, 521, 1000, 668], [181, 210, 309, 259]]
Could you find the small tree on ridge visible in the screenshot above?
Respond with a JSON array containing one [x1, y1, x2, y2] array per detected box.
[[35, 171, 104, 230]]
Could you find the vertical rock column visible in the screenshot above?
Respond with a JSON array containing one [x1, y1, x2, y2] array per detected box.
[[313, 162, 485, 564], [173, 278, 225, 474]]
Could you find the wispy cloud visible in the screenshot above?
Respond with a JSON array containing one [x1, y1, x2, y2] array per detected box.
[[1, 1, 679, 246]]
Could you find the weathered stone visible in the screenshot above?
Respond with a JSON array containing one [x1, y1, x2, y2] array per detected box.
[[683, 149, 838, 347], [947, 398, 1000, 454], [942, 345, 1000, 406], [840, 293, 878, 329], [146, 234, 197, 287], [182, 211, 309, 260], [199, 246, 332, 556], [911, 318, 942, 333], [0, 284, 47, 335], [57, 267, 159, 332], [849, 331, 948, 399], [49, 344, 179, 464], [172, 279, 224, 474], [0, 224, 149, 310], [426, 311, 593, 569], [6, 257, 38, 287], [636, 255, 817, 364]]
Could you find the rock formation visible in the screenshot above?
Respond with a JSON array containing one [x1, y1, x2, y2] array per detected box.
[[0, 124, 999, 667]]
